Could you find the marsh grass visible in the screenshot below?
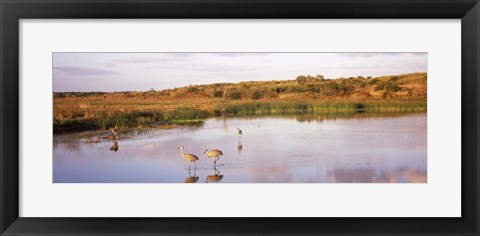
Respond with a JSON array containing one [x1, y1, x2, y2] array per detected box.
[[219, 100, 426, 115], [53, 99, 426, 134]]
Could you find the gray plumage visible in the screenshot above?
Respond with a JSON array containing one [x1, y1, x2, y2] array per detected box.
[[204, 149, 223, 165], [204, 149, 223, 158], [110, 142, 119, 152], [177, 146, 199, 169]]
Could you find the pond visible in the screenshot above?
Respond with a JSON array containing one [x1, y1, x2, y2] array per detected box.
[[53, 113, 427, 183]]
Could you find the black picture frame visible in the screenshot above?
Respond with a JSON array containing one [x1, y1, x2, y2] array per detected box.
[[1, 0, 479, 235]]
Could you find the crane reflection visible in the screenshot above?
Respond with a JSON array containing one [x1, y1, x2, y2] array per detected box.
[[184, 168, 199, 183], [206, 164, 224, 183]]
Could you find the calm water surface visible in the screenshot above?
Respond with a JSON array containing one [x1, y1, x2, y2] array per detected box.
[[53, 113, 427, 183]]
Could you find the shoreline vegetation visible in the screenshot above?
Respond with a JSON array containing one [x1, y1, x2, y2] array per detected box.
[[53, 72, 427, 134]]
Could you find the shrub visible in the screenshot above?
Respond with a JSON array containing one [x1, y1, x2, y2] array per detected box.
[[251, 91, 261, 100], [374, 84, 385, 91], [368, 79, 380, 85], [389, 76, 400, 82], [187, 87, 199, 93], [385, 82, 401, 92], [213, 90, 223, 98], [353, 103, 366, 111], [228, 91, 242, 100], [276, 87, 287, 94]]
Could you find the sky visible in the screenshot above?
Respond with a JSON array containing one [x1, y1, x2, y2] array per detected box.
[[53, 52, 427, 92]]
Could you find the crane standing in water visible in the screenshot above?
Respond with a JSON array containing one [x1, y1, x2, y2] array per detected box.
[[204, 149, 224, 165], [237, 128, 243, 137], [177, 146, 199, 169], [109, 142, 119, 152]]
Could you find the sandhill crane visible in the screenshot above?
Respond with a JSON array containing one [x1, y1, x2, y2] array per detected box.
[[237, 128, 242, 136], [109, 141, 119, 152], [177, 146, 199, 169], [110, 126, 119, 139], [204, 149, 223, 165]]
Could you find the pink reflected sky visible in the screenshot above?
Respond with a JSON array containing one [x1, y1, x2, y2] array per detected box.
[[53, 52, 427, 92]]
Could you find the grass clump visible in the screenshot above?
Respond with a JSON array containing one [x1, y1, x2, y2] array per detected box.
[[219, 100, 426, 115], [53, 119, 100, 134], [53, 107, 210, 134], [166, 107, 210, 121]]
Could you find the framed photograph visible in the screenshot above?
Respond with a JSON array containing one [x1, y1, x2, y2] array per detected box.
[[1, 0, 479, 235]]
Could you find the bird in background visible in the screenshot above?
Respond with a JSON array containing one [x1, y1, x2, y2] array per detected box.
[[110, 125, 119, 139], [204, 149, 224, 165], [177, 146, 199, 169], [237, 128, 243, 136], [109, 141, 119, 152]]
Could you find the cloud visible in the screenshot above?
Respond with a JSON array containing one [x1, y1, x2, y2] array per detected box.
[[55, 77, 107, 81], [146, 62, 267, 73], [106, 53, 272, 67], [53, 66, 119, 76], [409, 52, 428, 55], [339, 53, 402, 57], [112, 57, 165, 64], [211, 53, 272, 57], [339, 52, 426, 57], [107, 53, 193, 67]]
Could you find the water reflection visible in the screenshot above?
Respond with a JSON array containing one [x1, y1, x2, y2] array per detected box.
[[184, 168, 199, 183], [53, 113, 427, 183], [109, 126, 119, 139], [55, 140, 81, 152], [237, 140, 243, 153], [206, 165, 224, 183], [327, 166, 427, 183]]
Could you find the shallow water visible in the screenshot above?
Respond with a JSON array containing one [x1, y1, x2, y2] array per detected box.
[[53, 113, 427, 183]]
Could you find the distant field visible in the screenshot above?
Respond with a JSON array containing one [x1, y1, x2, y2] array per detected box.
[[53, 72, 427, 133]]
